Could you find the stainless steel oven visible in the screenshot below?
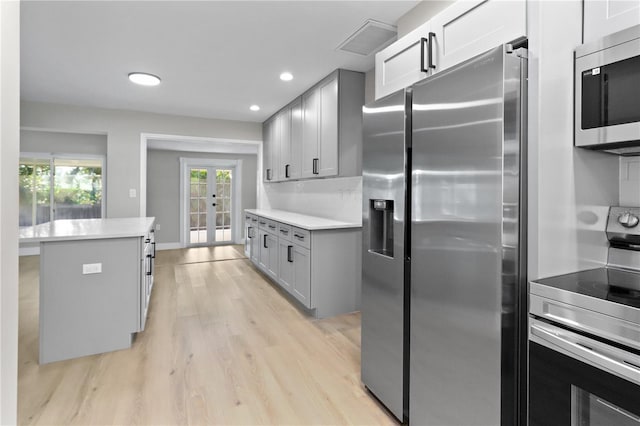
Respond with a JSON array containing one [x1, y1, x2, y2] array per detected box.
[[575, 24, 640, 154], [529, 207, 640, 425]]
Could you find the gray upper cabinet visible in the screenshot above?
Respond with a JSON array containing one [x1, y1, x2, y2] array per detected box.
[[264, 69, 364, 182], [288, 98, 303, 180], [263, 118, 277, 182], [301, 87, 320, 178]]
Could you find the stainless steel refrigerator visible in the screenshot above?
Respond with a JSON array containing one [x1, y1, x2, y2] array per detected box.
[[361, 44, 528, 425]]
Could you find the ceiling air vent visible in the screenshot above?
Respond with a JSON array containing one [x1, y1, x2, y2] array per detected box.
[[336, 19, 397, 56]]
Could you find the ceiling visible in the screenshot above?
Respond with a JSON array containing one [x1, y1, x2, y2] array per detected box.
[[21, 1, 419, 123]]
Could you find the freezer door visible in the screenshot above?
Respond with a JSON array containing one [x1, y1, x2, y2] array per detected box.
[[410, 45, 525, 425], [361, 89, 409, 421]]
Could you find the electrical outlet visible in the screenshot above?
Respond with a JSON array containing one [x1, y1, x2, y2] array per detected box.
[[82, 263, 102, 274], [156, 224, 161, 230]]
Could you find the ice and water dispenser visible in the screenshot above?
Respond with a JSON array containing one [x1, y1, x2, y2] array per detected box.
[[369, 199, 394, 258]]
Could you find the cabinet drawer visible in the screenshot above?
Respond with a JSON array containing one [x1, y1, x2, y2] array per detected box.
[[258, 217, 269, 230], [278, 223, 292, 241], [291, 227, 311, 249]]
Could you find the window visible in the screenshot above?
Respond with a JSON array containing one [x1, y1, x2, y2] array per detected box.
[[19, 155, 104, 227]]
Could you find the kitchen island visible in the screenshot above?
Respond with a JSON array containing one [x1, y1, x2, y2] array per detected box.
[[19, 217, 156, 364]]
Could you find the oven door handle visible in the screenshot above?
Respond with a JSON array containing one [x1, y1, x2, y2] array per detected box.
[[530, 319, 640, 386]]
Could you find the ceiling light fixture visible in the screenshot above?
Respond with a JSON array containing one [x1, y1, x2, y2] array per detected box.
[[250, 105, 260, 111], [280, 72, 294, 81], [128, 72, 161, 86]]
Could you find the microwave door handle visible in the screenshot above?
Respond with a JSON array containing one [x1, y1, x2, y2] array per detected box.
[[530, 321, 640, 386], [601, 73, 609, 125]]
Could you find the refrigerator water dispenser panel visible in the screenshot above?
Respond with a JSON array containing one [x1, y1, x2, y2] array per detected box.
[[369, 199, 394, 258]]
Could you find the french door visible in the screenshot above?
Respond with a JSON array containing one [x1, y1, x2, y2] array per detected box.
[[187, 166, 233, 246]]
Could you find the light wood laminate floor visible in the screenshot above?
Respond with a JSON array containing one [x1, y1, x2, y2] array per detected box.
[[18, 245, 396, 425]]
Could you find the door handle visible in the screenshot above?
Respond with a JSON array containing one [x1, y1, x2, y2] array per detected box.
[[263, 234, 268, 249], [312, 158, 319, 175], [247, 226, 253, 238], [212, 203, 216, 206], [428, 32, 436, 69], [420, 37, 429, 73], [287, 245, 293, 262], [266, 168, 272, 180], [285, 164, 290, 178], [152, 242, 156, 258]]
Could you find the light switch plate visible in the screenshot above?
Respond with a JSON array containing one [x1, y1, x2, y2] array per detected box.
[[129, 188, 137, 198], [82, 263, 102, 274]]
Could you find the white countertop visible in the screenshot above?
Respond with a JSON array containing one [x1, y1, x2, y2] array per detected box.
[[19, 217, 156, 243], [245, 209, 361, 230]]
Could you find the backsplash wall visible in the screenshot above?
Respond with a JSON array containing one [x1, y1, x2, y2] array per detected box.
[[260, 176, 362, 223], [620, 157, 640, 206]]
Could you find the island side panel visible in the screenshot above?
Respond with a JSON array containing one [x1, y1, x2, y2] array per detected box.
[[39, 237, 141, 364], [311, 228, 362, 318]]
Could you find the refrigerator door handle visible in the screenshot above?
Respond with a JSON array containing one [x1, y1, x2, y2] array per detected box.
[[428, 32, 436, 69]]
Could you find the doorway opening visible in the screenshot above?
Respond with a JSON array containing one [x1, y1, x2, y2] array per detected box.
[[180, 157, 242, 248]]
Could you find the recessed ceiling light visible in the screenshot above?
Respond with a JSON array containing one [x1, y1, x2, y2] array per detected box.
[[128, 72, 161, 86], [280, 72, 293, 81], [250, 105, 260, 111]]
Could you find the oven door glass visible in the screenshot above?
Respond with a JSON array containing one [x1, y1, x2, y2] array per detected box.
[[530, 341, 640, 426], [581, 54, 640, 130], [573, 386, 640, 425]]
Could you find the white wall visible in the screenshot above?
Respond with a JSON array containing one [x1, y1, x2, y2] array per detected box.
[[20, 101, 262, 218], [1, 1, 20, 423], [147, 149, 257, 244], [261, 176, 362, 223], [21, 129, 107, 155], [527, 0, 620, 280]]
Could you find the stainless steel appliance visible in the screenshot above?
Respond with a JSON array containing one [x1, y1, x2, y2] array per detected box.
[[529, 206, 640, 426], [361, 44, 528, 425], [575, 24, 640, 154]]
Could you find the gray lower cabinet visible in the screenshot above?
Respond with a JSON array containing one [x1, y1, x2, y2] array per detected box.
[[246, 213, 361, 318], [277, 240, 294, 293], [258, 229, 278, 280], [291, 244, 311, 307]]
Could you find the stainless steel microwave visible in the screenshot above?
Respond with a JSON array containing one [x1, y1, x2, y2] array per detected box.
[[575, 24, 640, 155]]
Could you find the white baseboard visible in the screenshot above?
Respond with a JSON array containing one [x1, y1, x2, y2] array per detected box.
[[156, 242, 183, 250], [19, 246, 40, 256]]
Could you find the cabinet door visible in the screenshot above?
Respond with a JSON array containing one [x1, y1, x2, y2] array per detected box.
[[289, 98, 303, 180], [430, 0, 526, 73], [277, 240, 294, 293], [263, 119, 274, 182], [271, 115, 281, 182], [301, 88, 320, 178], [318, 76, 338, 177], [375, 20, 432, 100], [292, 245, 311, 308], [266, 233, 278, 279], [584, 0, 640, 43], [258, 230, 269, 271], [279, 108, 292, 180], [244, 220, 252, 258]]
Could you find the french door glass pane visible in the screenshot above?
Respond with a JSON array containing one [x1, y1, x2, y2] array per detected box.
[[19, 158, 51, 226], [215, 169, 232, 242], [189, 168, 208, 244], [53, 158, 102, 220]]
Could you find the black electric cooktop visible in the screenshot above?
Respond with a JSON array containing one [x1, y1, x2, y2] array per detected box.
[[534, 267, 640, 309]]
